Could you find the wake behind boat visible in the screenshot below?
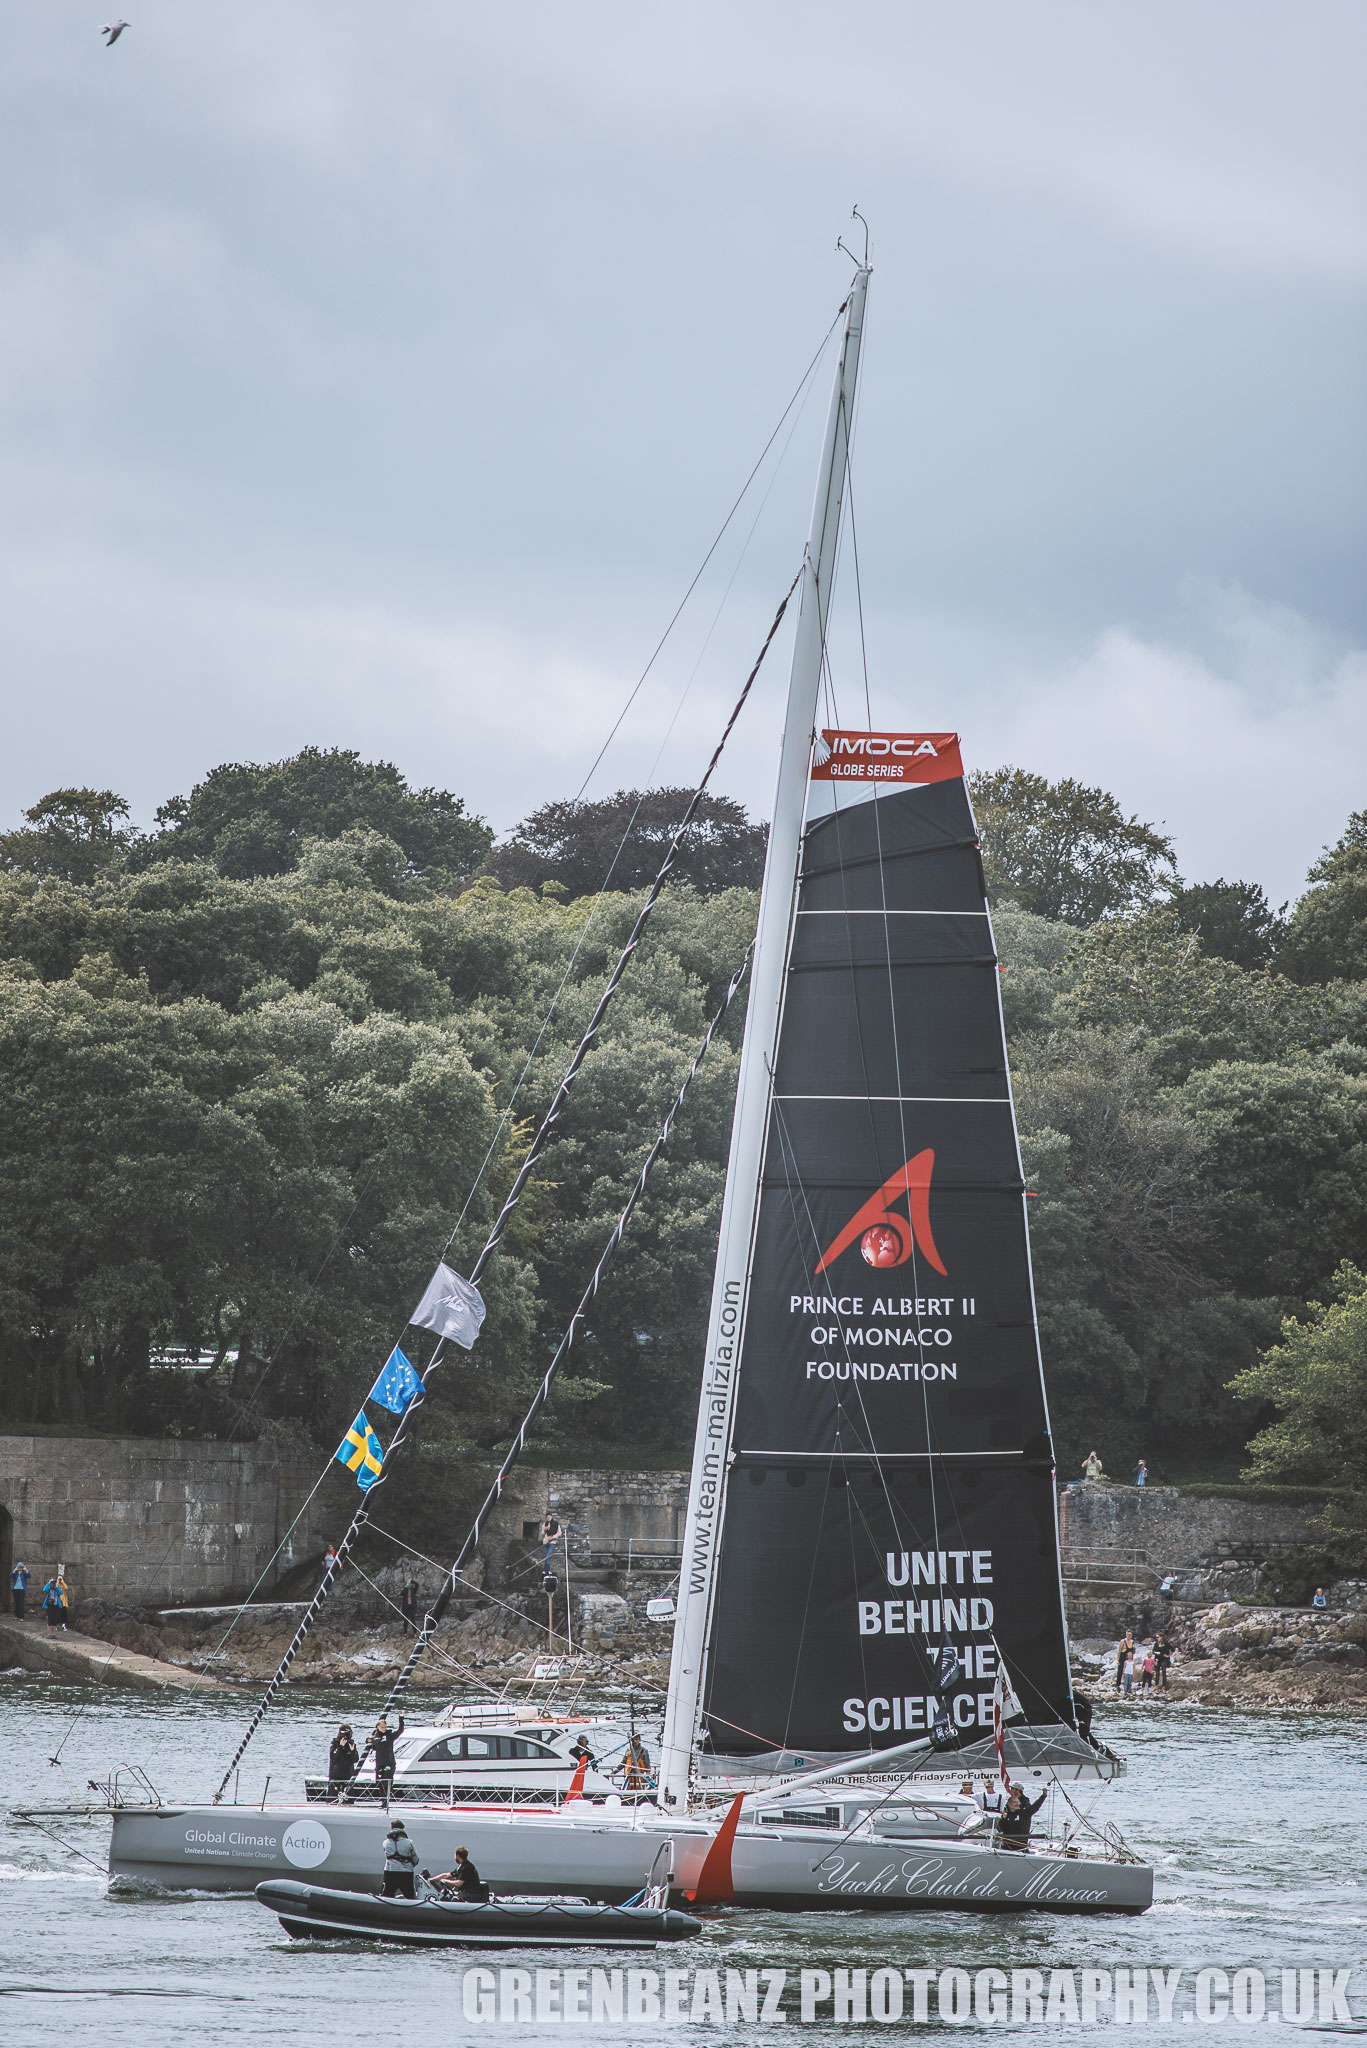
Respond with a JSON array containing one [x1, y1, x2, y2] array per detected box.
[[104, 250, 1153, 1919]]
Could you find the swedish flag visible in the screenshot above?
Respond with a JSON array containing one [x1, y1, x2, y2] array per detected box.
[[335, 1413, 384, 1490]]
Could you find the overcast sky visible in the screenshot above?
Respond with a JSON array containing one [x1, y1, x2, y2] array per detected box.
[[2, 2, 1363, 904]]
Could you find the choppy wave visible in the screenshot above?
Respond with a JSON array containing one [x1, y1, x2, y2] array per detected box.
[[0, 1861, 101, 1885]]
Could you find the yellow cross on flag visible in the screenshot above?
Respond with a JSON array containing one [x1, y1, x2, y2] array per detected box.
[[335, 1413, 383, 1490]]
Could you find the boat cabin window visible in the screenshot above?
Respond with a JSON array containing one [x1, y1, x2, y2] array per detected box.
[[418, 1733, 558, 1763]]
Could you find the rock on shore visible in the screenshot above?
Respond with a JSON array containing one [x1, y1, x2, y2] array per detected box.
[[70, 1588, 672, 1693], [1076, 1603, 1367, 1712]]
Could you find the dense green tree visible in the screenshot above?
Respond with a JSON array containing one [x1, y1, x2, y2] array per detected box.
[[5, 747, 1367, 1509], [992, 905, 1077, 1036], [0, 965, 537, 1445], [1168, 877, 1286, 969], [485, 788, 767, 898], [1278, 809, 1367, 983], [143, 747, 492, 885], [1060, 908, 1331, 1084], [968, 766, 1178, 925], [0, 814, 755, 1474], [1177, 1060, 1367, 1299], [1230, 1263, 1367, 1494], [0, 790, 133, 885]]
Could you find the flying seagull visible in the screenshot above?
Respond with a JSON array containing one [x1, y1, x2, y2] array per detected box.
[[100, 20, 130, 44]]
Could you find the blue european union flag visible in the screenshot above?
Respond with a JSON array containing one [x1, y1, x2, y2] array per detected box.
[[370, 1346, 423, 1417]]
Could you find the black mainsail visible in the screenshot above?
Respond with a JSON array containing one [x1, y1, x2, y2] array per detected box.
[[699, 739, 1073, 1758]]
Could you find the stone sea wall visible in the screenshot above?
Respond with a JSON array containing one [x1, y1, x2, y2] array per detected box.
[[2, 1432, 1348, 1648], [0, 1433, 343, 1607]]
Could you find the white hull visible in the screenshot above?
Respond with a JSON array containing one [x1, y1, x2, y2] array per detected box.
[[108, 1801, 1152, 1915]]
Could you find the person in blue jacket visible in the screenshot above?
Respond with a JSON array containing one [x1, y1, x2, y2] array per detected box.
[[10, 1561, 30, 1619], [41, 1572, 68, 1631]]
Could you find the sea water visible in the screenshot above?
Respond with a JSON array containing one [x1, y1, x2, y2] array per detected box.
[[0, 1674, 1362, 2044]]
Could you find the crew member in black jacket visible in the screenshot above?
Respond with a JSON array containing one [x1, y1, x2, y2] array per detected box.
[[327, 1723, 359, 1799], [996, 1783, 1047, 1851], [364, 1712, 405, 1808]]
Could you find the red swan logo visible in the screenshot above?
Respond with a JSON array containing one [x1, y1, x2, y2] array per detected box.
[[814, 1151, 947, 1276]]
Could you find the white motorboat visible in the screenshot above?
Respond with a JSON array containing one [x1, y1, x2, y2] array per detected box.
[[304, 1706, 651, 1806]]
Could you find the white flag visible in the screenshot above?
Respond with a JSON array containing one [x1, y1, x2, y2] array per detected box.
[[410, 1262, 486, 1350]]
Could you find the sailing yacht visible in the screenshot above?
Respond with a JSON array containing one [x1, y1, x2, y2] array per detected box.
[[107, 262, 1152, 1913]]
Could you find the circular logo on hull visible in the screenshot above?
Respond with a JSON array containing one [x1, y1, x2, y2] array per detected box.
[[281, 1820, 331, 1869]]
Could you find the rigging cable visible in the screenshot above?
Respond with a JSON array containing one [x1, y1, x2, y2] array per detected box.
[[572, 304, 846, 803], [211, 574, 796, 1799], [437, 332, 829, 1263], [377, 935, 759, 1719]]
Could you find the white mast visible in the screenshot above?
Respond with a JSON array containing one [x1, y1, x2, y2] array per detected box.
[[659, 264, 871, 1806]]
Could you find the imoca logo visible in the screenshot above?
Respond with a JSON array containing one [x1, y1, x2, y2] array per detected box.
[[815, 1151, 947, 1276]]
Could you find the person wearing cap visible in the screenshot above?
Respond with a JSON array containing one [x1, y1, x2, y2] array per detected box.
[[328, 1723, 359, 1800], [381, 1819, 420, 1898]]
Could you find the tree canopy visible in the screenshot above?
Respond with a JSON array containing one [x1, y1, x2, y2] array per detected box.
[[1168, 878, 1285, 970], [969, 766, 1178, 924], [3, 754, 1366, 1528], [484, 788, 767, 898], [0, 789, 134, 885], [1229, 1264, 1367, 1498], [144, 746, 493, 886], [1277, 810, 1367, 984]]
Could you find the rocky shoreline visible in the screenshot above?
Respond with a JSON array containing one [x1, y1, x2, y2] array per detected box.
[[45, 1588, 1367, 1713], [1074, 1601, 1367, 1712]]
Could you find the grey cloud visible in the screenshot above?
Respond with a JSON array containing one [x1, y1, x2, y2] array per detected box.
[[0, 1, 1362, 903]]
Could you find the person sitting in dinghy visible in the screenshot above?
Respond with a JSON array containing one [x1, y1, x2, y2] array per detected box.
[[431, 1847, 487, 1903], [995, 1784, 1047, 1852]]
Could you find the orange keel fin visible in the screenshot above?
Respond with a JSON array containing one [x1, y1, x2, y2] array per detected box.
[[686, 1792, 744, 1905]]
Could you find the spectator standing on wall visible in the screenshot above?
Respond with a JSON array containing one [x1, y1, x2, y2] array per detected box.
[[540, 1512, 561, 1571], [1082, 1450, 1104, 1483], [1132, 1458, 1148, 1486], [10, 1560, 30, 1619], [400, 1570, 419, 1634], [1154, 1633, 1173, 1691], [41, 1572, 68, 1631]]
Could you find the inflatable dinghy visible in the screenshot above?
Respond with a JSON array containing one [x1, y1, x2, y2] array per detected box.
[[256, 1878, 701, 1948]]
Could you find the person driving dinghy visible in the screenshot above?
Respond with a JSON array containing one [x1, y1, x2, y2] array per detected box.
[[429, 1846, 487, 1902]]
